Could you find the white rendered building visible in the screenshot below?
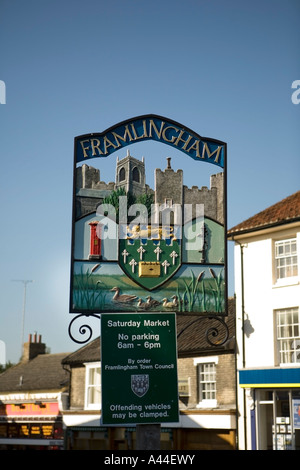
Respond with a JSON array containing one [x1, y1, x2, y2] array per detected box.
[[228, 191, 300, 450]]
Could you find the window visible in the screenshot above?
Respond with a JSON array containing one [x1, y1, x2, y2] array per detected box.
[[276, 308, 300, 364], [132, 167, 140, 182], [85, 363, 101, 409], [119, 167, 125, 182], [198, 362, 216, 405], [275, 238, 298, 280]]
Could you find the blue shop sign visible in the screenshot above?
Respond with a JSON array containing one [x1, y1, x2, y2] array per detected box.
[[239, 368, 300, 388]]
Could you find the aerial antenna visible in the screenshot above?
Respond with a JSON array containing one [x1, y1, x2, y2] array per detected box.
[[12, 280, 34, 358]]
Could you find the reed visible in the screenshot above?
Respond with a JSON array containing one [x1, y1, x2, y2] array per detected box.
[[208, 268, 224, 313], [179, 270, 204, 312], [177, 268, 224, 313], [73, 267, 107, 310]]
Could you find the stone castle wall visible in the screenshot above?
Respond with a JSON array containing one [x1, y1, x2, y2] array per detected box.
[[183, 172, 224, 224], [76, 158, 224, 224], [76, 164, 115, 191], [155, 167, 183, 205]]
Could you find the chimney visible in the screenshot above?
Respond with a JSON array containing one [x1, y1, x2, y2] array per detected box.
[[22, 333, 46, 362]]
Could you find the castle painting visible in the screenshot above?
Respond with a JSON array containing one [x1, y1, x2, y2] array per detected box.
[[70, 148, 226, 316]]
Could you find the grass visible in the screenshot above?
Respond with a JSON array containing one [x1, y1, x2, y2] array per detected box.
[[72, 266, 225, 313]]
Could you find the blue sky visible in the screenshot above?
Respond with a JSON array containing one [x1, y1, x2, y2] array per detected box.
[[0, 0, 299, 363]]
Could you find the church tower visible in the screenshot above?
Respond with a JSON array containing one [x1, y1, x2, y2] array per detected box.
[[115, 150, 146, 197]]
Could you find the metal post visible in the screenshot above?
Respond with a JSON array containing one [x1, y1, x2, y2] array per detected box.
[[12, 280, 33, 357], [136, 424, 161, 450]]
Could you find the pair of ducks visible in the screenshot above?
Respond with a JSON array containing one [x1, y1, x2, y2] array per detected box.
[[110, 287, 178, 309], [138, 296, 178, 309]]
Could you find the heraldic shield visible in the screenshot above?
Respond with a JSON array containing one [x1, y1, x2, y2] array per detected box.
[[119, 224, 182, 290], [131, 374, 149, 398]]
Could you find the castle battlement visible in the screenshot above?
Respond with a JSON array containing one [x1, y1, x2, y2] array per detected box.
[[76, 155, 224, 224], [76, 164, 115, 191], [183, 172, 223, 224]]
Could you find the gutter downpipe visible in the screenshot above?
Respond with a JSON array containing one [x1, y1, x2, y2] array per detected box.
[[234, 238, 247, 450]]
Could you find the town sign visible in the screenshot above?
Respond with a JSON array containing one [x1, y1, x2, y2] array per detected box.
[[70, 115, 227, 317]]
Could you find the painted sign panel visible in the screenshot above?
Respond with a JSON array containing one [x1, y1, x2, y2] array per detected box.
[[70, 115, 227, 316], [75, 115, 225, 168], [101, 312, 179, 425]]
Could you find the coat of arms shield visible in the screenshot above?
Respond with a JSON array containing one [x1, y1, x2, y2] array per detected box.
[[119, 224, 181, 290], [131, 374, 149, 398]]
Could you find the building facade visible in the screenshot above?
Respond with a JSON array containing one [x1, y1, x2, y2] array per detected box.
[[228, 191, 300, 450], [62, 300, 236, 451], [0, 334, 68, 450], [0, 311, 236, 451]]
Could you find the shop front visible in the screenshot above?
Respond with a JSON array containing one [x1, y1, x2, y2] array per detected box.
[[240, 368, 300, 450], [63, 409, 236, 450], [64, 426, 173, 450], [0, 402, 64, 450]]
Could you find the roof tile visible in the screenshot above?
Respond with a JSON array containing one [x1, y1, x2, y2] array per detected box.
[[228, 191, 300, 236], [0, 353, 69, 394]]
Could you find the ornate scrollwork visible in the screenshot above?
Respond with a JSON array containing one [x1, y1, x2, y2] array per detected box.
[[68, 313, 230, 348], [68, 314, 101, 344], [177, 315, 230, 347]]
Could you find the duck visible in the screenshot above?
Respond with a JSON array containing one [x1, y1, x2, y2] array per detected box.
[[171, 295, 179, 307], [137, 298, 151, 310], [110, 287, 137, 303], [162, 298, 176, 309], [146, 296, 160, 307]]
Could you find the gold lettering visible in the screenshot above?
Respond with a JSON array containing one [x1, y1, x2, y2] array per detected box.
[[80, 139, 91, 158], [186, 139, 201, 158], [103, 136, 118, 154], [174, 129, 193, 150], [142, 119, 148, 138], [90, 138, 104, 156], [161, 125, 179, 143], [111, 125, 134, 147], [148, 119, 165, 139], [202, 142, 222, 164], [130, 121, 147, 140]]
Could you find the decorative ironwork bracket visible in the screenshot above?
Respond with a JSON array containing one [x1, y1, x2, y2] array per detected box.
[[68, 313, 230, 347], [68, 313, 101, 344], [176, 315, 230, 347]]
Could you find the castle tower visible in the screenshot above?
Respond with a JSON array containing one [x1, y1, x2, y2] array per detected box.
[[154, 158, 183, 225], [155, 157, 183, 206], [115, 150, 146, 197]]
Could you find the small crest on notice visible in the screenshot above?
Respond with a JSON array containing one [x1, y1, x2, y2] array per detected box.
[[131, 374, 149, 397]]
